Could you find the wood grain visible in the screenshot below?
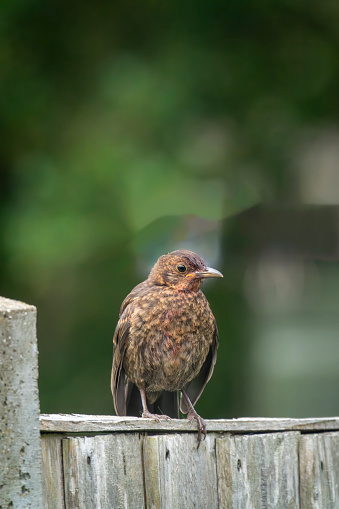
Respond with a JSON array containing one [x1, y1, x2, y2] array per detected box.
[[143, 433, 218, 508], [299, 432, 339, 509], [39, 414, 339, 508], [41, 434, 65, 509], [216, 432, 300, 509], [40, 413, 339, 433], [62, 434, 145, 509]]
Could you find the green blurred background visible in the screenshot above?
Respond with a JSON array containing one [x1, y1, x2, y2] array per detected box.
[[1, 1, 339, 418]]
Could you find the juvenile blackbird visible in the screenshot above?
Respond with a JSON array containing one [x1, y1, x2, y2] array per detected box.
[[111, 249, 222, 442]]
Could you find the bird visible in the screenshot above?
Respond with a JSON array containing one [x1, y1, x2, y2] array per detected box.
[[111, 249, 222, 443]]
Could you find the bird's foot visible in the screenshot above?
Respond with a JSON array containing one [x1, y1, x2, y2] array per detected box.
[[187, 409, 206, 447], [142, 411, 172, 421]]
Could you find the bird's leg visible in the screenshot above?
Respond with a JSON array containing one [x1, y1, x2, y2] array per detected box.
[[181, 388, 206, 446], [139, 388, 171, 421]]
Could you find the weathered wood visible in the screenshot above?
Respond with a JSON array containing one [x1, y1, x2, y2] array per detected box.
[[41, 434, 65, 509], [0, 297, 43, 509], [143, 433, 218, 508], [38, 417, 339, 509], [299, 431, 339, 509], [40, 413, 339, 434], [216, 432, 300, 509], [62, 434, 145, 509]]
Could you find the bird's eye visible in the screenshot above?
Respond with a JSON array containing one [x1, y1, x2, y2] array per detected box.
[[177, 264, 187, 273]]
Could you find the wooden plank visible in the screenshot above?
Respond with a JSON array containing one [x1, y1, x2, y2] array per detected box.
[[62, 434, 145, 509], [216, 432, 300, 509], [300, 431, 339, 509], [143, 434, 218, 508], [41, 434, 65, 509], [144, 434, 217, 508], [40, 413, 339, 434]]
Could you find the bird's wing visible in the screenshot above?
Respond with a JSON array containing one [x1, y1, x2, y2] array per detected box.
[[111, 281, 152, 416], [118, 281, 149, 316], [180, 318, 219, 414], [111, 305, 132, 415]]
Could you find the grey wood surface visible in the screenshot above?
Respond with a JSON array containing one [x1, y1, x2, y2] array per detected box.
[[41, 434, 65, 509], [143, 433, 218, 508], [0, 297, 43, 509], [40, 413, 339, 433], [216, 432, 300, 509], [40, 425, 339, 509], [299, 431, 339, 509], [62, 433, 145, 509]]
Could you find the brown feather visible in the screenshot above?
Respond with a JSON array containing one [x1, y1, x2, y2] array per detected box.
[[111, 249, 222, 429]]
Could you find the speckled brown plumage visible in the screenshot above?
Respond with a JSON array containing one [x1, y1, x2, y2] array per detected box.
[[111, 249, 222, 442]]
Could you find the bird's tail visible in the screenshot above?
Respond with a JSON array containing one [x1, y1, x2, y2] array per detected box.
[[125, 382, 179, 418], [153, 391, 179, 418]]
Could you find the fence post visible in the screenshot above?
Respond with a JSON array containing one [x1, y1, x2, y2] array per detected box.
[[0, 297, 43, 508]]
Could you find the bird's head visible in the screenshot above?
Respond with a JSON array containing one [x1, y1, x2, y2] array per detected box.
[[148, 250, 223, 291]]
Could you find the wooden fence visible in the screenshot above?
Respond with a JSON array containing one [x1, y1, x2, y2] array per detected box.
[[40, 414, 339, 509], [1, 297, 339, 508]]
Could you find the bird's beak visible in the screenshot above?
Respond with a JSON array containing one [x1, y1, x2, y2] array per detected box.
[[196, 267, 223, 279]]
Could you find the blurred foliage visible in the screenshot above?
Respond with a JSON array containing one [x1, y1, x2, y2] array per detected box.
[[1, 0, 339, 417]]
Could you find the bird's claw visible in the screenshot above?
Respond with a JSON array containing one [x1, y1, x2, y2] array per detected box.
[[187, 410, 206, 448], [142, 411, 172, 421]]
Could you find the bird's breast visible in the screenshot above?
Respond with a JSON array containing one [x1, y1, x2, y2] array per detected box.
[[124, 288, 214, 391]]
